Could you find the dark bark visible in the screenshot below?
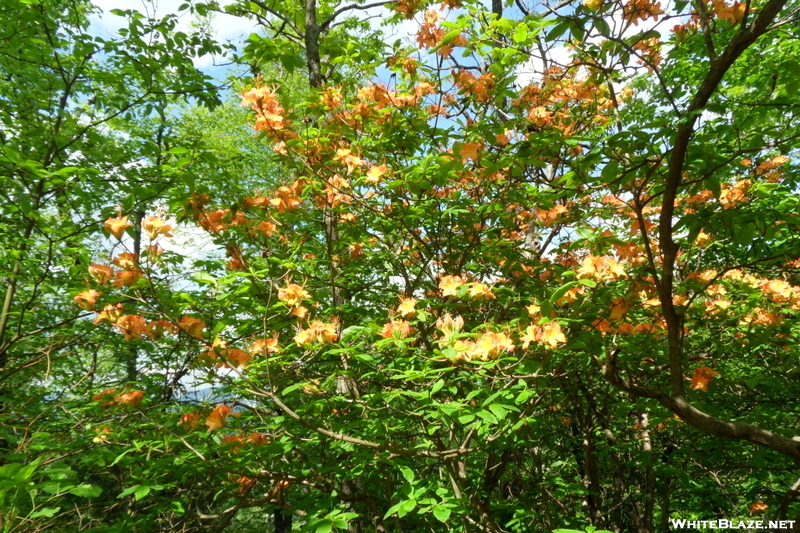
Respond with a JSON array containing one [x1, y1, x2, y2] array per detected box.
[[274, 507, 292, 533], [304, 0, 322, 89]]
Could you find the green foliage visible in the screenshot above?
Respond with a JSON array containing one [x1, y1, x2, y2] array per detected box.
[[3, 0, 800, 532]]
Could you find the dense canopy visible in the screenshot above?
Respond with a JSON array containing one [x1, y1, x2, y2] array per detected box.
[[1, 0, 800, 532]]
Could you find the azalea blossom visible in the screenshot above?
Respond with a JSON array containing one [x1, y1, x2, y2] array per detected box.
[[179, 316, 206, 339], [521, 322, 567, 349], [469, 331, 515, 360], [74, 289, 101, 310], [112, 252, 138, 270], [179, 412, 202, 430], [278, 283, 311, 307], [690, 366, 719, 392], [577, 255, 626, 282], [205, 404, 240, 432], [142, 216, 173, 240], [439, 275, 466, 297], [88, 264, 114, 285], [252, 337, 280, 355], [381, 320, 413, 339], [397, 297, 417, 318], [104, 215, 130, 240], [112, 269, 143, 288], [294, 320, 339, 346], [94, 303, 123, 325]]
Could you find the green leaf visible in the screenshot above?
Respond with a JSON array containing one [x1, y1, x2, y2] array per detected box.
[[29, 507, 60, 518], [432, 505, 451, 523], [549, 281, 579, 304], [315, 519, 333, 533], [69, 484, 102, 498]]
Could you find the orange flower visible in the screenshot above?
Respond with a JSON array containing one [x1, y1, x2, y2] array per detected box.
[[104, 216, 130, 240], [609, 298, 628, 321], [112, 269, 143, 288], [291, 306, 309, 319], [294, 320, 339, 346], [381, 320, 413, 339], [146, 244, 164, 262], [334, 148, 364, 173], [755, 155, 788, 175], [690, 366, 720, 392], [94, 303, 123, 325], [205, 404, 240, 432], [577, 255, 626, 282], [278, 283, 311, 307], [536, 205, 567, 226], [749, 502, 768, 514], [457, 142, 482, 163], [92, 427, 111, 443], [116, 314, 148, 340], [255, 221, 277, 237], [179, 316, 206, 339], [469, 331, 514, 360], [252, 337, 280, 355], [247, 432, 270, 445], [142, 216, 173, 240], [112, 252, 138, 270], [439, 275, 466, 297], [436, 313, 464, 336], [521, 322, 567, 349], [92, 388, 118, 407], [740, 308, 782, 327], [224, 348, 251, 368], [366, 164, 389, 184], [146, 319, 175, 340], [468, 282, 495, 300], [221, 434, 245, 452], [74, 289, 101, 310], [179, 412, 202, 430], [236, 476, 256, 495], [88, 264, 114, 284], [116, 390, 144, 408], [397, 297, 417, 318]]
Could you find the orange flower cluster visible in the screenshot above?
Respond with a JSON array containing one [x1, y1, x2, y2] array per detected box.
[[690, 366, 719, 392], [394, 0, 423, 18], [719, 179, 751, 209], [520, 322, 567, 350], [74, 289, 102, 310], [536, 205, 568, 226], [241, 83, 291, 138], [271, 180, 306, 212], [278, 283, 311, 307], [205, 404, 240, 432], [294, 320, 339, 346], [622, 0, 664, 25], [142, 216, 173, 240], [102, 313, 176, 341], [92, 388, 145, 408], [381, 320, 414, 339], [577, 255, 627, 282], [318, 174, 352, 208], [416, 10, 444, 49], [179, 316, 206, 339], [439, 275, 466, 297], [632, 38, 663, 71], [452, 70, 495, 103], [104, 216, 130, 240], [514, 67, 613, 136]]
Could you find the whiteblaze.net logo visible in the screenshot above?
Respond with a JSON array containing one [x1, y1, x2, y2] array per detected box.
[[670, 519, 797, 530]]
